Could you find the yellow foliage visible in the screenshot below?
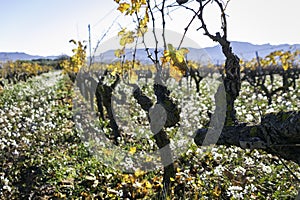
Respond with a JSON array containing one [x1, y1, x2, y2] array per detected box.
[[169, 65, 184, 81], [170, 177, 175, 182], [115, 0, 146, 15], [115, 0, 149, 49], [117, 2, 130, 13], [129, 69, 138, 84], [2, 60, 49, 77], [241, 49, 299, 71], [213, 185, 222, 197], [62, 40, 86, 75], [114, 48, 125, 58], [122, 174, 135, 183], [119, 30, 135, 46], [187, 60, 199, 70], [129, 146, 137, 155], [134, 168, 145, 177], [144, 180, 152, 189], [161, 44, 189, 81], [137, 8, 149, 36]]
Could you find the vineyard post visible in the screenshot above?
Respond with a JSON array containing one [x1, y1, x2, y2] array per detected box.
[[88, 24, 92, 67]]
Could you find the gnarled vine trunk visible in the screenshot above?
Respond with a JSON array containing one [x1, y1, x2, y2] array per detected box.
[[195, 111, 300, 165], [221, 42, 241, 125], [133, 83, 180, 194]]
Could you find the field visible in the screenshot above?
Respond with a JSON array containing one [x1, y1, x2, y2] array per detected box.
[[0, 69, 299, 199]]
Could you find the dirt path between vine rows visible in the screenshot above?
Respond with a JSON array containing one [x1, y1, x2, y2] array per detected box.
[[33, 70, 63, 89]]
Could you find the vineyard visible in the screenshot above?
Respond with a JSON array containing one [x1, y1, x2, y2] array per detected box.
[[0, 42, 300, 199], [0, 58, 65, 90], [1, 0, 300, 199]]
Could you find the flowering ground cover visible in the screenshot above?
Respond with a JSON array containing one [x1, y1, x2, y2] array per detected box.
[[0, 71, 299, 199]]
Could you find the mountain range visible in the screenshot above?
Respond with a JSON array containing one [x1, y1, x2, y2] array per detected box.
[[94, 41, 300, 65], [1, 41, 299, 64], [0, 52, 61, 62]]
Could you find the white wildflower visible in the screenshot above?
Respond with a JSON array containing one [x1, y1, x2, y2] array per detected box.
[[244, 156, 254, 165], [227, 185, 244, 199], [245, 113, 254, 121], [3, 185, 11, 192], [214, 165, 224, 176], [260, 163, 272, 174], [12, 149, 19, 156], [234, 166, 246, 175]]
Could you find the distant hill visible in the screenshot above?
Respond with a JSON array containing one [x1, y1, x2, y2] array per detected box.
[[205, 41, 300, 64], [0, 52, 60, 62], [94, 41, 300, 65], [1, 41, 299, 64]]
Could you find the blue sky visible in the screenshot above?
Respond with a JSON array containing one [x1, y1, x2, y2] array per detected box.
[[0, 0, 299, 56]]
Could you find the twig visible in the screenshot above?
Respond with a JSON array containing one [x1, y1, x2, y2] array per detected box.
[[178, 7, 201, 49], [92, 15, 120, 63], [161, 0, 167, 50], [147, 0, 160, 72], [271, 147, 300, 183]]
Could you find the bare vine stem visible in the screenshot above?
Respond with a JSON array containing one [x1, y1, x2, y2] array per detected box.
[[92, 15, 120, 63], [161, 0, 167, 50], [147, 0, 160, 72], [178, 6, 201, 49]]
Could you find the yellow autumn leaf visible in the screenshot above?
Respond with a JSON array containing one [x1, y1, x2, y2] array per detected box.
[[117, 2, 130, 13], [118, 28, 126, 36], [161, 53, 171, 66], [111, 67, 122, 76], [167, 43, 176, 52], [145, 156, 152, 162], [107, 64, 115, 71], [73, 66, 79, 73], [120, 31, 135, 46], [137, 9, 149, 36], [170, 63, 185, 81], [282, 63, 289, 71], [129, 70, 138, 84], [114, 48, 125, 58], [139, 8, 149, 27], [163, 49, 170, 58], [134, 168, 145, 177], [188, 61, 199, 69], [175, 48, 189, 63], [144, 181, 152, 189], [167, 44, 189, 65], [175, 51, 184, 63], [129, 146, 136, 154], [161, 44, 189, 81], [167, 44, 176, 60], [122, 174, 135, 183], [213, 185, 221, 197], [130, 0, 146, 13], [170, 177, 175, 182]]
